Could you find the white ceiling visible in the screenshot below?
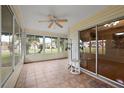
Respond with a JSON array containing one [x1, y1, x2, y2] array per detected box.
[[18, 5, 107, 34]]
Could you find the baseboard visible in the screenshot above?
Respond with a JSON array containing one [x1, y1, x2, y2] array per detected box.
[[24, 57, 68, 64]]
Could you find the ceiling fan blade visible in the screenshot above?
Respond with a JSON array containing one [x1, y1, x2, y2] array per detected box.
[[55, 21, 63, 28], [57, 19, 68, 22], [38, 20, 50, 23], [48, 15, 54, 20], [48, 22, 54, 28]]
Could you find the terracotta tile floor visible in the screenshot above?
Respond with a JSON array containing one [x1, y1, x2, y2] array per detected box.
[[15, 59, 113, 88]]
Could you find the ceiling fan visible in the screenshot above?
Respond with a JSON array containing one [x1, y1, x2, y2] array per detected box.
[[38, 15, 68, 28]]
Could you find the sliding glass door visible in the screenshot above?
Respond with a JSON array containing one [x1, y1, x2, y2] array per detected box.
[[98, 19, 124, 85], [1, 6, 13, 85], [80, 27, 96, 72], [0, 5, 23, 87], [80, 18, 124, 86]]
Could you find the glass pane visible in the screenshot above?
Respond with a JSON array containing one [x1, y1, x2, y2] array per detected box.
[[26, 35, 35, 54], [20, 30, 22, 60], [26, 35, 43, 54], [80, 27, 96, 72], [14, 21, 20, 65], [60, 38, 65, 52], [1, 6, 13, 85], [64, 38, 68, 51], [51, 37, 58, 53], [35, 36, 43, 53], [98, 19, 124, 85], [45, 37, 51, 53]]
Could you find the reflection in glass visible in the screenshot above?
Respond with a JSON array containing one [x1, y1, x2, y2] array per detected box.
[[80, 27, 96, 72], [14, 21, 20, 65], [98, 19, 124, 85], [1, 6, 13, 85]]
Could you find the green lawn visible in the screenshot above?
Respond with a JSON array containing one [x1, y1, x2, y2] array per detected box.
[[1, 50, 20, 66], [1, 50, 11, 66], [0, 50, 13, 85], [28, 48, 59, 54], [28, 48, 36, 54], [81, 47, 106, 55], [45, 49, 51, 53], [0, 67, 13, 85], [60, 47, 64, 52], [1, 50, 20, 85], [51, 48, 58, 53]]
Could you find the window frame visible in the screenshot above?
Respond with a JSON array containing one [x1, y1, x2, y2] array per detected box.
[[26, 34, 68, 55], [0, 5, 22, 87]]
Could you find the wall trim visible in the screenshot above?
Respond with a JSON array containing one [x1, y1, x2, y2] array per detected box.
[[24, 57, 68, 64]]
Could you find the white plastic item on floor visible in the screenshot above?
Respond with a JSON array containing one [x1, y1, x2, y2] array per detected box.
[[68, 60, 80, 75]]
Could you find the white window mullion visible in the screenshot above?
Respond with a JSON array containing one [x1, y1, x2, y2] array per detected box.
[[50, 37, 52, 53], [12, 16, 15, 70], [57, 37, 60, 53], [96, 25, 98, 75], [43, 36, 45, 54], [0, 5, 2, 88]]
